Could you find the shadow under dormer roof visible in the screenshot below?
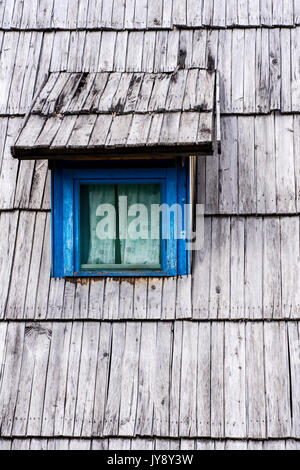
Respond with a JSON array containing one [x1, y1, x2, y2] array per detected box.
[[12, 69, 220, 160]]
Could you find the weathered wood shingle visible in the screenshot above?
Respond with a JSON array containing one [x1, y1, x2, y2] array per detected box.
[[12, 70, 218, 158], [0, 0, 299, 30], [0, 320, 298, 439]]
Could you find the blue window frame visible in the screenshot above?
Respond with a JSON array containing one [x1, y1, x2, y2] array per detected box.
[[52, 164, 190, 277]]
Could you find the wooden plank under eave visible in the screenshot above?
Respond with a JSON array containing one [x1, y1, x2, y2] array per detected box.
[[14, 115, 46, 152], [50, 115, 77, 149], [34, 116, 64, 149], [197, 112, 213, 145], [67, 114, 97, 149], [126, 114, 152, 147], [159, 112, 181, 146], [88, 114, 112, 148], [177, 112, 200, 146], [105, 114, 133, 148]]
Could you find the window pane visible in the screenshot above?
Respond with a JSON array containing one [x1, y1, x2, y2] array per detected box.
[[80, 183, 161, 270]]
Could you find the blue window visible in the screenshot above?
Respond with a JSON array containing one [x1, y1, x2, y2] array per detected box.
[[52, 163, 191, 277]]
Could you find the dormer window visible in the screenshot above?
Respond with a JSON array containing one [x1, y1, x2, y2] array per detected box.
[[11, 70, 220, 278]]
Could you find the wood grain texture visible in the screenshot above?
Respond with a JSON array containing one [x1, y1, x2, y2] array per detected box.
[[0, 320, 297, 439], [1, 0, 300, 449], [0, 211, 300, 321]]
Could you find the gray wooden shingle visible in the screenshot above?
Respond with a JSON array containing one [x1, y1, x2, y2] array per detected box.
[[0, 320, 297, 439], [12, 70, 218, 158]]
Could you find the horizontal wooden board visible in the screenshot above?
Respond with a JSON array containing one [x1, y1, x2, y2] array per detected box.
[[0, 211, 300, 321], [0, 0, 298, 30], [29, 70, 215, 117], [2, 115, 300, 212], [0, 320, 298, 439], [0, 29, 300, 116], [0, 437, 299, 450], [12, 68, 216, 158]]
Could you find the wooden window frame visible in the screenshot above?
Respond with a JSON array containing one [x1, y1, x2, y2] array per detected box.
[[52, 165, 191, 277]]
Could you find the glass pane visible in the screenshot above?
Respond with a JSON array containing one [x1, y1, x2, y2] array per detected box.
[[79, 183, 161, 270]]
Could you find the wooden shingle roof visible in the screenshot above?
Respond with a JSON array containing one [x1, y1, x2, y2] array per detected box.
[[12, 69, 220, 159]]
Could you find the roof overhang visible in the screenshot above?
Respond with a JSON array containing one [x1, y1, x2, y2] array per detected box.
[[12, 70, 221, 160]]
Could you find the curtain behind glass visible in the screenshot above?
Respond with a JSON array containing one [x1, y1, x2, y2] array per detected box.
[[81, 184, 116, 265], [80, 183, 161, 268], [120, 184, 160, 266]]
